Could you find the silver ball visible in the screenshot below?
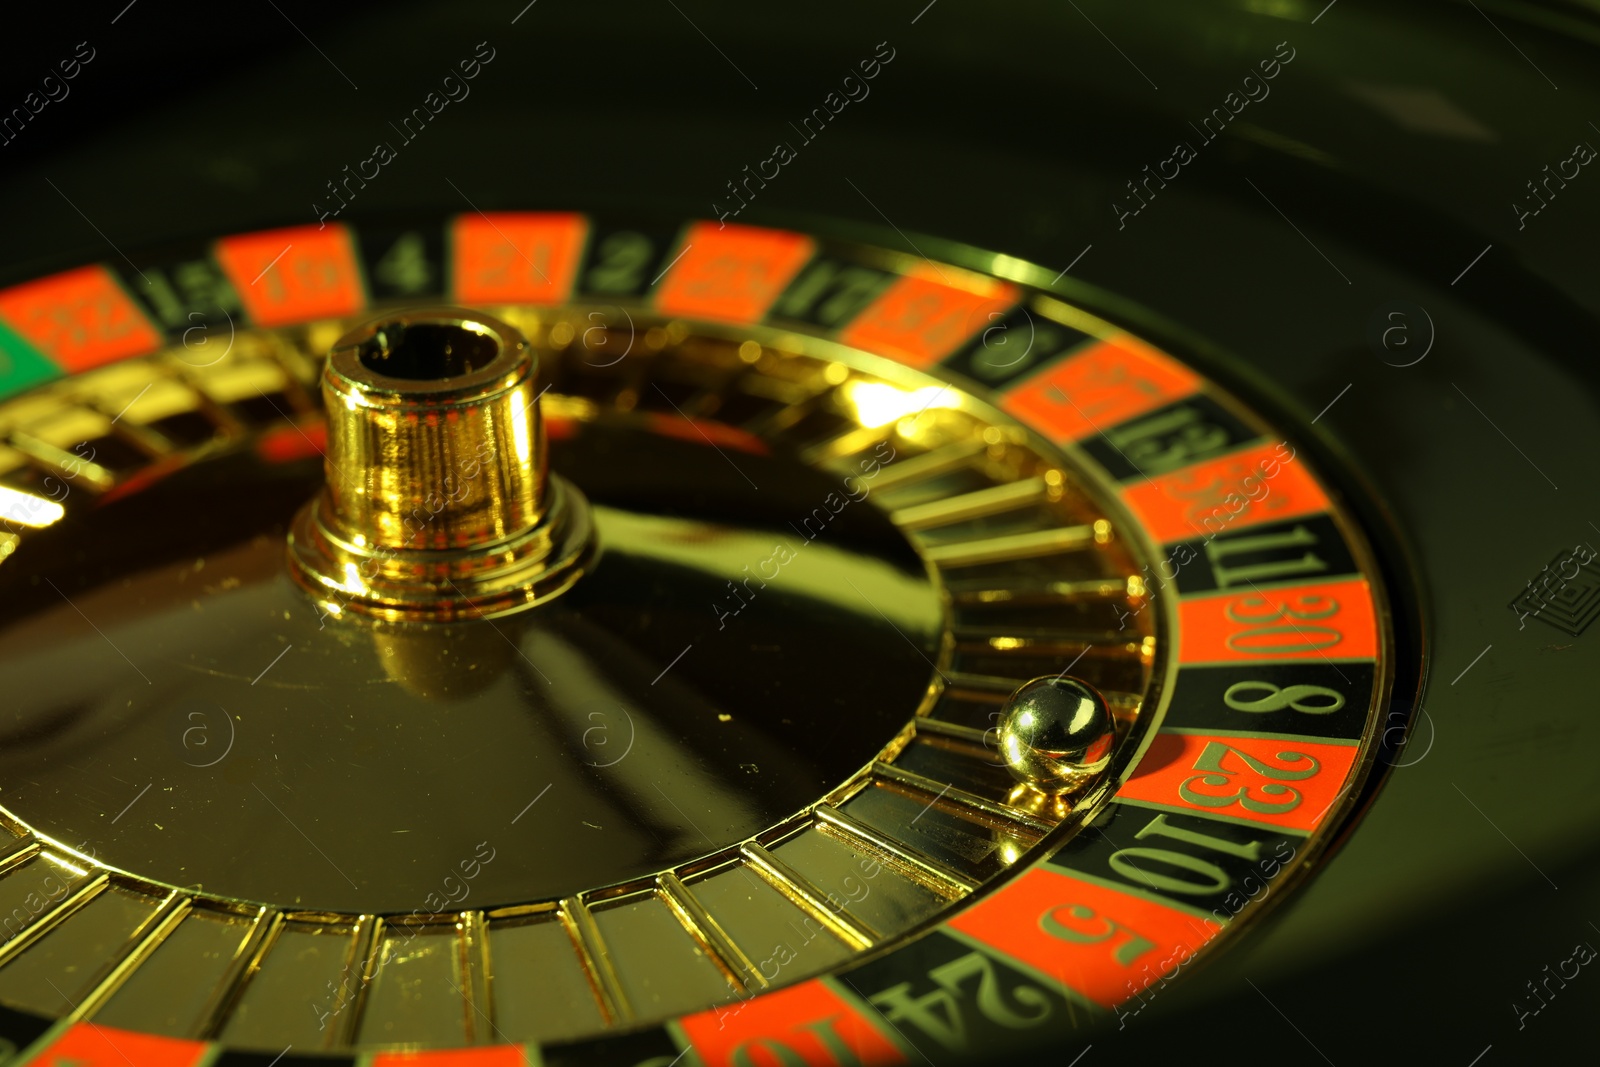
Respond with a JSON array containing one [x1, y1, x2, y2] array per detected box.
[[998, 676, 1115, 795]]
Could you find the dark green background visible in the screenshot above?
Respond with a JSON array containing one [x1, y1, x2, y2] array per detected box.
[[4, 1, 1599, 1061]]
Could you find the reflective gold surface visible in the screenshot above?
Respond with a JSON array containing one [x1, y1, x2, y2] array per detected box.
[[288, 308, 595, 621], [0, 303, 1167, 1047], [0, 424, 943, 912], [997, 676, 1116, 795]]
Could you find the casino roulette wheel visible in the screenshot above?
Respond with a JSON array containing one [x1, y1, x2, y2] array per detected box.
[[0, 1, 1596, 1064]]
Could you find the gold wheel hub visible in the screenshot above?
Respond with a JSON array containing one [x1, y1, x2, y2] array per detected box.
[[287, 307, 595, 622]]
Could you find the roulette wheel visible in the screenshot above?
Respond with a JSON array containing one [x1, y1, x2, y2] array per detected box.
[[0, 1, 1596, 1064]]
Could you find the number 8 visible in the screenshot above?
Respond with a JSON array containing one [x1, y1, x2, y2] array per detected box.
[[1224, 681, 1345, 714]]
